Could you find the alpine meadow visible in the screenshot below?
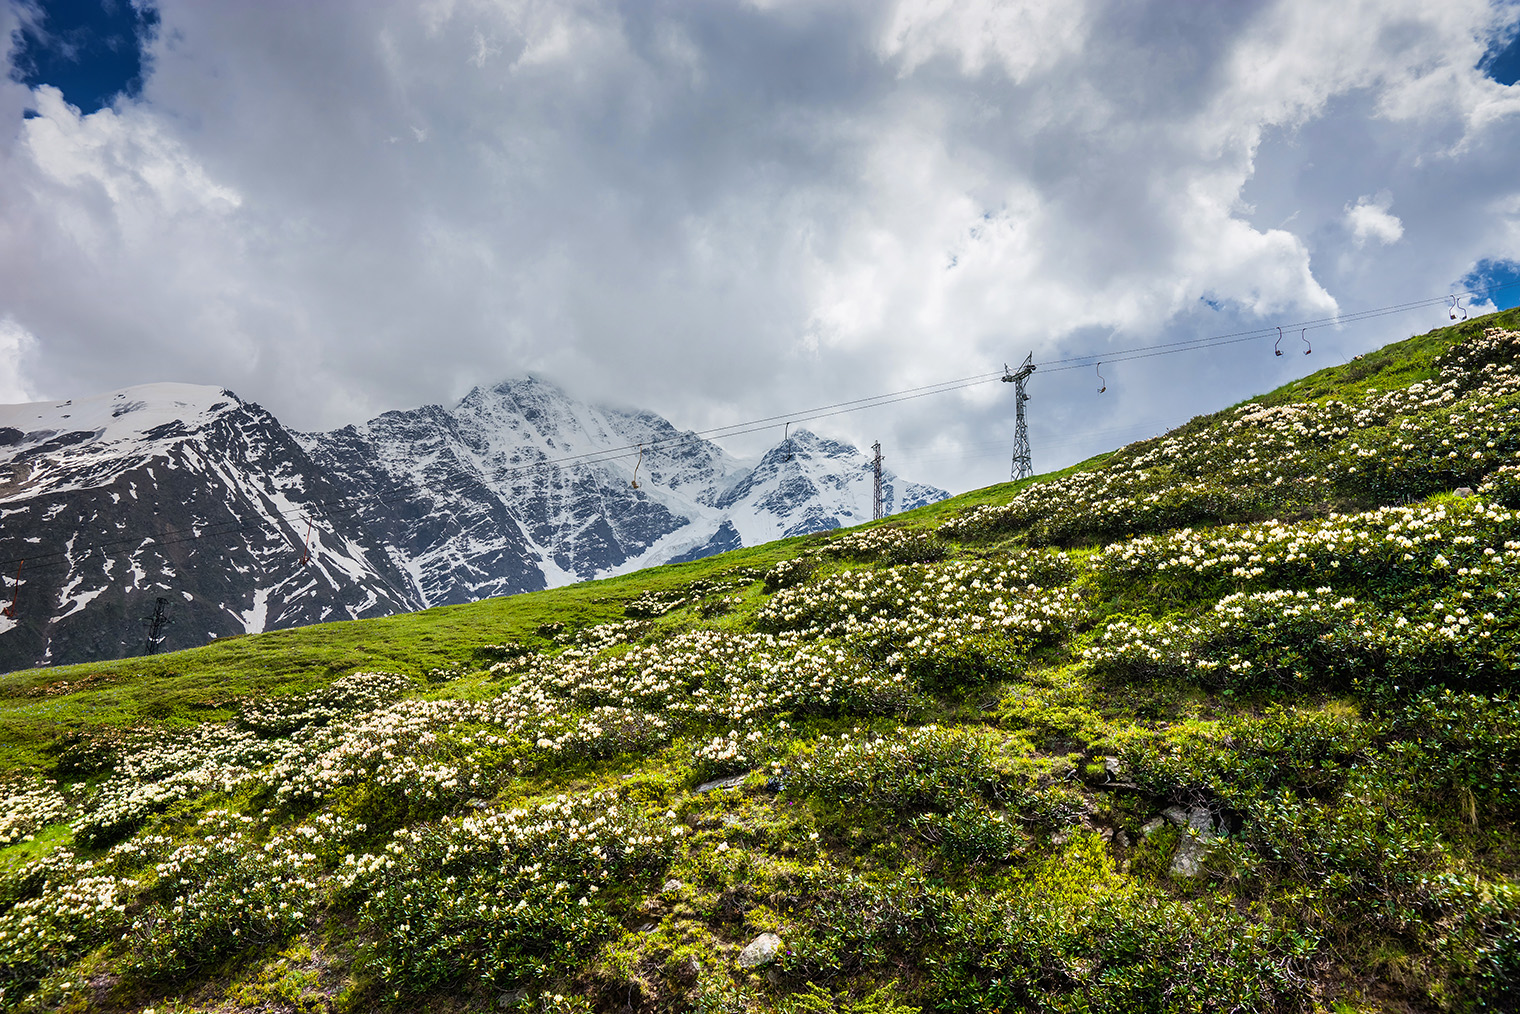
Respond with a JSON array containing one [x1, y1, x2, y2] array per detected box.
[[7, 310, 1520, 1013]]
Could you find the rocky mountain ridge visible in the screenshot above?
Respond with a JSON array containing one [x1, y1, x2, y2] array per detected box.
[[0, 377, 945, 669]]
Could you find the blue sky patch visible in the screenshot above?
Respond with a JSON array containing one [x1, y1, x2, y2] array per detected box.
[[8, 0, 159, 114], [1479, 19, 1520, 86], [1461, 259, 1520, 311]]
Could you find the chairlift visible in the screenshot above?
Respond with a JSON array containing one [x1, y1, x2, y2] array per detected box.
[[1450, 295, 1468, 321], [1, 560, 20, 619], [1301, 328, 1312, 355], [1096, 362, 1106, 394], [783, 422, 794, 462], [298, 519, 314, 566], [1275, 327, 1284, 357], [631, 444, 644, 489]]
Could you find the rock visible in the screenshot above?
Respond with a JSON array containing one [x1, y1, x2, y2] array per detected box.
[[1455, 487, 1475, 498], [1140, 817, 1166, 837], [1101, 756, 1124, 779], [1168, 806, 1218, 878], [662, 879, 683, 894], [1161, 806, 1190, 826], [696, 773, 748, 793], [498, 988, 529, 1007], [738, 932, 783, 969]]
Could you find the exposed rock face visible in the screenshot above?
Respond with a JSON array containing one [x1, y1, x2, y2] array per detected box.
[[296, 377, 948, 599], [0, 385, 417, 671], [0, 376, 948, 671]]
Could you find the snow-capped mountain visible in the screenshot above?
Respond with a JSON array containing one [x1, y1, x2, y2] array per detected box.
[[0, 384, 419, 671], [0, 377, 946, 670], [297, 376, 946, 605]]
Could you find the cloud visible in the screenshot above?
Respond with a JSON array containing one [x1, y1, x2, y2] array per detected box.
[[0, 0, 1518, 497], [0, 318, 41, 404], [880, 0, 1091, 81], [1346, 192, 1405, 247]]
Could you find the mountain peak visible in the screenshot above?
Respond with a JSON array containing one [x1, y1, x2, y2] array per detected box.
[[0, 382, 243, 446]]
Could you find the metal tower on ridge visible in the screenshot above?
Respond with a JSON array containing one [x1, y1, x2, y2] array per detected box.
[[872, 441, 884, 521], [143, 597, 171, 656], [1003, 353, 1036, 481]]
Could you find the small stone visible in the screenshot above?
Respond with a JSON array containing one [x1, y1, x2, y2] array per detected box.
[[662, 879, 683, 894], [696, 773, 748, 793], [1455, 487, 1475, 498], [1140, 817, 1165, 837], [1169, 806, 1218, 878], [638, 922, 657, 933], [498, 987, 529, 1007], [738, 932, 783, 969], [1101, 756, 1124, 779]]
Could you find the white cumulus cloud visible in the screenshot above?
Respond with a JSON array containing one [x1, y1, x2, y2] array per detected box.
[[0, 318, 42, 405], [1346, 193, 1405, 248]]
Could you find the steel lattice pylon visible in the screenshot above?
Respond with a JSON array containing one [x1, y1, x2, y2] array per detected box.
[[872, 441, 884, 520], [1003, 353, 1036, 481]]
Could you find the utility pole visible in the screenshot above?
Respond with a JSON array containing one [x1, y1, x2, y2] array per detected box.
[[143, 597, 171, 656], [872, 441, 885, 521], [1003, 353, 1036, 481]]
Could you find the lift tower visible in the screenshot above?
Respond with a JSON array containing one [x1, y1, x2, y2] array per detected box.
[[1003, 354, 1036, 482], [871, 441, 884, 520]]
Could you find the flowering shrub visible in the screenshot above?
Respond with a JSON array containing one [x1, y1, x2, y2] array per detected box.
[[74, 722, 298, 847], [349, 789, 676, 996], [787, 725, 1079, 832], [238, 671, 417, 735], [126, 811, 325, 981], [1478, 463, 1520, 507], [762, 556, 816, 592], [756, 553, 1077, 635], [690, 725, 780, 782], [820, 526, 947, 565], [1089, 499, 1518, 605], [624, 588, 689, 618], [0, 779, 69, 846], [0, 850, 135, 1005]]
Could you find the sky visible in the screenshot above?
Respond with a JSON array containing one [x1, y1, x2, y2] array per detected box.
[[2, 0, 1520, 496]]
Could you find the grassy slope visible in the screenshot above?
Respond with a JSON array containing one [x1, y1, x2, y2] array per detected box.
[[0, 316, 1464, 757], [3, 308, 1520, 1014], [0, 458, 1110, 770]]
